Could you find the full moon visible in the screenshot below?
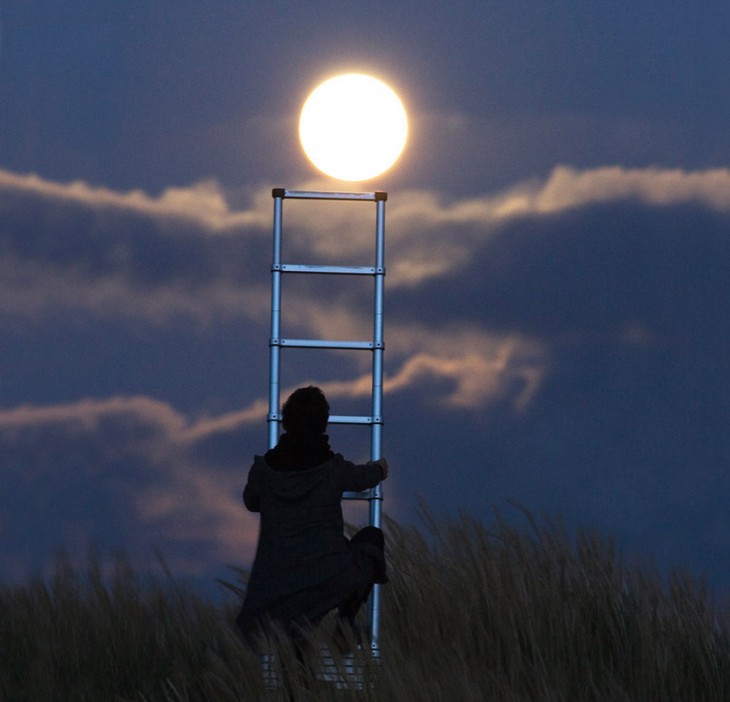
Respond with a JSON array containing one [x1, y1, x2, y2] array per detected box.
[[299, 74, 408, 182]]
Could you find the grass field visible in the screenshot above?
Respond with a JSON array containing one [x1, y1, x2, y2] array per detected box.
[[2, 506, 729, 700]]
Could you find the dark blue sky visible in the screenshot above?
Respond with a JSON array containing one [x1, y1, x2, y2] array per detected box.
[[2, 1, 730, 600]]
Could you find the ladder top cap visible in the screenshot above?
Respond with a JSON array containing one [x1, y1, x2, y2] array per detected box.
[[271, 188, 388, 201]]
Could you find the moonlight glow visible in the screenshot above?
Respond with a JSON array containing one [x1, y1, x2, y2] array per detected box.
[[299, 74, 408, 181]]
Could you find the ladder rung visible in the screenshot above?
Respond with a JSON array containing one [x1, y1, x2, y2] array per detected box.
[[329, 415, 383, 425], [275, 339, 378, 350], [343, 489, 378, 500], [277, 264, 382, 275], [273, 188, 387, 202]]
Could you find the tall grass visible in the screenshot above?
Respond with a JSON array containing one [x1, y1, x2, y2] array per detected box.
[[2, 507, 729, 700]]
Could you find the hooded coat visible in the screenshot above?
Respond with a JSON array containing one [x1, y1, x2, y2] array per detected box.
[[236, 435, 383, 639]]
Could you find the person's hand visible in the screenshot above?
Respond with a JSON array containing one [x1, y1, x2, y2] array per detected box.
[[370, 457, 388, 481]]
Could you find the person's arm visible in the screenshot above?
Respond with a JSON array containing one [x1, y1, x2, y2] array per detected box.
[[242, 462, 262, 512], [342, 456, 389, 492]]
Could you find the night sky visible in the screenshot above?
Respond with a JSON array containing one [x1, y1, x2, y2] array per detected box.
[[2, 1, 730, 600]]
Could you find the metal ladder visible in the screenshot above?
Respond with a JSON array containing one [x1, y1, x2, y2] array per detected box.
[[267, 187, 387, 656]]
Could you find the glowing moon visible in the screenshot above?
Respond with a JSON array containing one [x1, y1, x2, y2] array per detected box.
[[299, 74, 408, 182]]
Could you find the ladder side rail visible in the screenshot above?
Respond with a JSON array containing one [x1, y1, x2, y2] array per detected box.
[[371, 195, 386, 471], [268, 192, 284, 450], [368, 195, 386, 655]]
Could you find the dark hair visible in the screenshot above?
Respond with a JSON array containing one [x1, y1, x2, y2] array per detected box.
[[281, 386, 329, 436]]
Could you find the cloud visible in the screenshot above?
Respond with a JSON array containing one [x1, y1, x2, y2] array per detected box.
[[3, 163, 730, 593], [0, 318, 545, 582], [3, 163, 727, 415], [0, 395, 265, 583], [0, 170, 272, 232], [394, 198, 729, 349], [384, 165, 730, 285], [4, 161, 727, 420], [525, 165, 730, 213], [3, 164, 730, 325], [0, 170, 275, 323]]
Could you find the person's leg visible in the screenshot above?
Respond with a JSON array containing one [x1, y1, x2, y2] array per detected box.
[[350, 526, 387, 583], [282, 622, 314, 699], [335, 526, 387, 646], [334, 585, 370, 654], [338, 583, 372, 621]]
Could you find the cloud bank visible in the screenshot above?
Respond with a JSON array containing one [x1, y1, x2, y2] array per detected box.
[[2, 164, 729, 594]]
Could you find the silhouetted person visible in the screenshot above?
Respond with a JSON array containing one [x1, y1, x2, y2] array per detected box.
[[236, 386, 388, 649]]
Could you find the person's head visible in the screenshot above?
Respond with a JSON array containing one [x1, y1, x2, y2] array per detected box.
[[281, 386, 329, 436]]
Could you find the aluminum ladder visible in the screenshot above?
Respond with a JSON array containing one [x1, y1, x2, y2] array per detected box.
[[267, 187, 387, 657]]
